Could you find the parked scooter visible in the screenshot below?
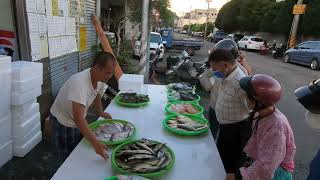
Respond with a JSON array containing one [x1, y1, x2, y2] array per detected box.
[[272, 43, 287, 59], [149, 49, 207, 86]]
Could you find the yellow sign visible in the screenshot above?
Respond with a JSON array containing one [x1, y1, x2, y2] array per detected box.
[[293, 4, 306, 15], [79, 26, 87, 52], [52, 0, 59, 16]]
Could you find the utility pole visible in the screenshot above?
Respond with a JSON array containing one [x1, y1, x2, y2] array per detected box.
[[288, 0, 304, 48], [139, 0, 150, 81], [204, 0, 212, 40]]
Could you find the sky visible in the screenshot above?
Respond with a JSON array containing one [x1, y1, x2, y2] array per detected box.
[[170, 0, 229, 16]]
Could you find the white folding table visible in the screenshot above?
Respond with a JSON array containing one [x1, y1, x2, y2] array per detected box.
[[51, 84, 226, 180]]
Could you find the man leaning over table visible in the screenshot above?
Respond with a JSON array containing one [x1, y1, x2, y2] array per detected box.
[[50, 52, 116, 161]]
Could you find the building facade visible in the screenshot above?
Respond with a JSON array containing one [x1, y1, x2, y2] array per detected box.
[[177, 8, 219, 28]]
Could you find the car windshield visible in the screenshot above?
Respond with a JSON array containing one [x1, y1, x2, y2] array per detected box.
[[251, 38, 264, 42], [150, 34, 161, 43]]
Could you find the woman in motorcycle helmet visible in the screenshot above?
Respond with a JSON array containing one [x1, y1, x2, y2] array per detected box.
[[227, 74, 296, 180], [295, 79, 320, 180]]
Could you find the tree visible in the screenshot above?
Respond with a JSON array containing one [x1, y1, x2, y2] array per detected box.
[[127, 0, 176, 27], [260, 0, 294, 34], [301, 0, 320, 36]]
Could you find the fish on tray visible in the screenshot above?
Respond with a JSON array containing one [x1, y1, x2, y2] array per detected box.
[[169, 91, 198, 101], [167, 82, 193, 92], [115, 139, 173, 174], [170, 104, 199, 114], [94, 122, 134, 142], [116, 175, 150, 180], [167, 115, 208, 132], [118, 93, 149, 103]]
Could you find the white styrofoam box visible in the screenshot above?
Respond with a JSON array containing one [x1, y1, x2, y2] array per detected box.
[[12, 75, 43, 93], [11, 61, 43, 81], [12, 101, 39, 124], [119, 74, 144, 93], [0, 114, 11, 145], [11, 87, 42, 105], [12, 112, 40, 138], [0, 70, 11, 117], [13, 131, 42, 157], [0, 140, 13, 168], [13, 121, 41, 147], [0, 55, 11, 72]]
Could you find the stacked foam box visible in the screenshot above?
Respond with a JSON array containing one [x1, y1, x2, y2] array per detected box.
[[119, 74, 144, 93], [0, 56, 13, 168], [11, 61, 43, 157]]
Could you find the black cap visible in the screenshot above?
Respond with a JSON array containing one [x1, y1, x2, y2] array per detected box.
[[239, 76, 255, 96]]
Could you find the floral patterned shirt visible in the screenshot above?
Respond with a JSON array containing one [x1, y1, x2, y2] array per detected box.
[[240, 109, 296, 180]]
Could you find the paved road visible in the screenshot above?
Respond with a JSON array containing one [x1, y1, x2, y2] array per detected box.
[[194, 39, 320, 179]]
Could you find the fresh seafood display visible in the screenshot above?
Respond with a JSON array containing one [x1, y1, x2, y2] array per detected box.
[[170, 104, 199, 114], [116, 175, 150, 180], [168, 91, 198, 101], [94, 122, 135, 142], [167, 115, 208, 132], [114, 139, 174, 174], [167, 83, 193, 92], [118, 93, 149, 103]]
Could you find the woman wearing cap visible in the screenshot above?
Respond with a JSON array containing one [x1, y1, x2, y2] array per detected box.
[[227, 74, 296, 180], [295, 79, 320, 180]]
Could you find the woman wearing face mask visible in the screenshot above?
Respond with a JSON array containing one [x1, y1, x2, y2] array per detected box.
[[295, 79, 320, 180], [227, 74, 296, 180]]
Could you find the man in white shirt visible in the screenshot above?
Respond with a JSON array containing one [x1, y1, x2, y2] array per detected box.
[[50, 52, 115, 161], [200, 44, 253, 174]]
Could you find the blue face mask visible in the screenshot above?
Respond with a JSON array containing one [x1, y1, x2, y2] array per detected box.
[[212, 71, 226, 79]]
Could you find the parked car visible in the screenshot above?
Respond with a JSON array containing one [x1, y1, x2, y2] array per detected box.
[[226, 33, 244, 43], [211, 30, 226, 43], [182, 30, 187, 34], [134, 32, 165, 59], [284, 41, 320, 70], [238, 36, 264, 50]]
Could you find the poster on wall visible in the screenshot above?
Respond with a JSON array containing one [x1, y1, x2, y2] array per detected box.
[[0, 30, 19, 61], [79, 26, 87, 52], [69, 0, 79, 17], [52, 0, 59, 16], [45, 0, 52, 16]]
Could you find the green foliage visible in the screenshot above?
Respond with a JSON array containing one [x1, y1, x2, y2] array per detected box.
[[183, 25, 189, 30], [127, 0, 177, 27], [216, 0, 320, 36], [302, 0, 320, 36]]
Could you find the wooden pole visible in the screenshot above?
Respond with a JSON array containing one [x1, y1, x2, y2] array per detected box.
[[92, 15, 123, 81]]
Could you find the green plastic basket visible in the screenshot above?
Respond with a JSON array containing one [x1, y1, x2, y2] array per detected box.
[[111, 140, 175, 178], [115, 95, 150, 107], [104, 177, 118, 180], [165, 102, 204, 116], [167, 93, 201, 104], [89, 119, 136, 146], [163, 114, 210, 136]]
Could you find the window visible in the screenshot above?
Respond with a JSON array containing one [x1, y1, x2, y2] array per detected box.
[[150, 34, 161, 43], [251, 38, 264, 42], [298, 42, 315, 49]]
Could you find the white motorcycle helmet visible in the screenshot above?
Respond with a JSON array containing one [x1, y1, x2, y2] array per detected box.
[[295, 79, 320, 130]]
